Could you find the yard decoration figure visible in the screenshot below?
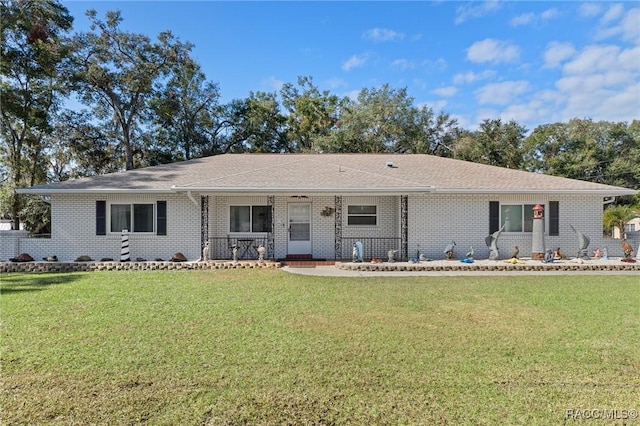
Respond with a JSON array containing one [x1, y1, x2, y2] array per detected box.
[[120, 230, 130, 262], [352, 241, 363, 263], [202, 241, 210, 262], [444, 241, 456, 260], [602, 246, 609, 260], [387, 249, 399, 263], [257, 244, 266, 263], [232, 244, 238, 263], [569, 224, 590, 259], [485, 224, 505, 260], [544, 249, 554, 263], [553, 247, 567, 260], [592, 248, 601, 258], [621, 238, 633, 258], [465, 246, 475, 260]]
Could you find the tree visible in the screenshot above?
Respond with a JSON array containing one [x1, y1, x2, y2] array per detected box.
[[147, 60, 227, 163], [224, 92, 289, 153], [70, 9, 193, 170], [524, 119, 640, 199], [280, 76, 342, 152], [453, 119, 526, 168], [603, 204, 637, 239], [0, 0, 73, 230], [319, 84, 418, 153]]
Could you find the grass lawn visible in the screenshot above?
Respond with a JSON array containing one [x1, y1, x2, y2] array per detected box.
[[1, 270, 639, 425]]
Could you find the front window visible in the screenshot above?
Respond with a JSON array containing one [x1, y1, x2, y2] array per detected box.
[[501, 204, 542, 233], [347, 205, 377, 226], [230, 205, 272, 233], [110, 203, 154, 233]]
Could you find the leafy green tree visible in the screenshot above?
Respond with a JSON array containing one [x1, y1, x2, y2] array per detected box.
[[453, 119, 526, 168], [147, 60, 227, 163], [524, 119, 640, 195], [603, 204, 637, 238], [280, 76, 342, 152], [70, 9, 193, 170], [319, 84, 418, 153], [0, 0, 73, 230], [224, 92, 289, 153]]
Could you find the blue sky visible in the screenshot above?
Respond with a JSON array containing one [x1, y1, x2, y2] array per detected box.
[[64, 1, 639, 131]]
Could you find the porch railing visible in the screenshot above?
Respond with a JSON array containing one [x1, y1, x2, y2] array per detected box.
[[208, 236, 271, 260], [341, 237, 403, 261]]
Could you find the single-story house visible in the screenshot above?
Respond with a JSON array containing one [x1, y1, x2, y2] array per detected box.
[[6, 153, 637, 262]]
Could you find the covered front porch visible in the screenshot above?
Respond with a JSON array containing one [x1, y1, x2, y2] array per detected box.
[[198, 194, 409, 262]]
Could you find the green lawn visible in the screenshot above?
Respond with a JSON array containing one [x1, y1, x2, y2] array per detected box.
[[1, 270, 639, 425]]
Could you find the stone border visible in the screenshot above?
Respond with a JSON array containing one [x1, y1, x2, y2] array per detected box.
[[0, 260, 281, 273], [335, 259, 640, 273]]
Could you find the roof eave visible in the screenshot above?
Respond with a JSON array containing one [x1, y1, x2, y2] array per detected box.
[[15, 188, 171, 195], [172, 186, 436, 194], [434, 188, 637, 196]]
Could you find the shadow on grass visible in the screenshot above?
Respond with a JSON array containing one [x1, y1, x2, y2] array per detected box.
[[0, 273, 84, 295]]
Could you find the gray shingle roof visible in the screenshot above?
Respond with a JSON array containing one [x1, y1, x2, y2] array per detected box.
[[17, 153, 637, 196]]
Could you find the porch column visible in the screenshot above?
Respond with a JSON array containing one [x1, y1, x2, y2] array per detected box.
[[401, 195, 408, 261], [334, 195, 343, 260], [267, 195, 275, 259], [200, 195, 209, 253]]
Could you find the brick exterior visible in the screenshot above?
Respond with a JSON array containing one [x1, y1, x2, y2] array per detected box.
[[2, 192, 624, 263]]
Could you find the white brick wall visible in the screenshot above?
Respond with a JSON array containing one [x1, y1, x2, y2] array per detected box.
[[8, 191, 616, 263], [408, 193, 611, 260], [18, 193, 200, 262]]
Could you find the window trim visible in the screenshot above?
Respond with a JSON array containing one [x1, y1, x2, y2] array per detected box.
[[500, 202, 547, 234], [107, 202, 156, 234], [346, 204, 378, 227], [229, 204, 272, 234]]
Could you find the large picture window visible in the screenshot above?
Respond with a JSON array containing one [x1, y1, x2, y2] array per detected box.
[[501, 204, 542, 233], [110, 203, 155, 233], [230, 205, 272, 233], [347, 205, 377, 226]]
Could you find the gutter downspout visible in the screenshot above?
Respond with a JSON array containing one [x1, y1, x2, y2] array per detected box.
[[186, 191, 199, 207]]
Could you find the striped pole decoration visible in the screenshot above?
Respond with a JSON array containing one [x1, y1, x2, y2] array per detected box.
[[120, 229, 130, 262]]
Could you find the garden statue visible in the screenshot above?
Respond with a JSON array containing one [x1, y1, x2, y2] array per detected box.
[[387, 249, 399, 263], [257, 244, 266, 263], [352, 241, 363, 263], [544, 249, 554, 263], [592, 248, 601, 258], [232, 244, 238, 262], [465, 246, 475, 259], [444, 241, 456, 260], [569, 225, 590, 259], [485, 224, 505, 260], [553, 247, 567, 260], [602, 246, 609, 260], [202, 241, 210, 262]]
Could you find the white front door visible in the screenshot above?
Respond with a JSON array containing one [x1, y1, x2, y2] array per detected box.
[[288, 203, 311, 255]]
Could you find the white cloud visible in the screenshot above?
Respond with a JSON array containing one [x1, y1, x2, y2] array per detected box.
[[262, 76, 284, 92], [563, 44, 637, 75], [391, 59, 414, 71], [475, 81, 531, 106], [600, 3, 625, 24], [432, 86, 457, 97], [510, 13, 535, 27], [543, 41, 577, 69], [455, 1, 501, 24], [541, 8, 559, 20], [342, 54, 368, 71], [363, 28, 405, 42], [452, 70, 495, 85], [466, 39, 520, 64], [579, 3, 602, 18]]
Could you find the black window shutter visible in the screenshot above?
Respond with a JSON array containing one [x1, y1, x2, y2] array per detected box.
[[157, 201, 167, 236], [549, 201, 559, 236], [96, 201, 106, 235], [489, 201, 500, 234]]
